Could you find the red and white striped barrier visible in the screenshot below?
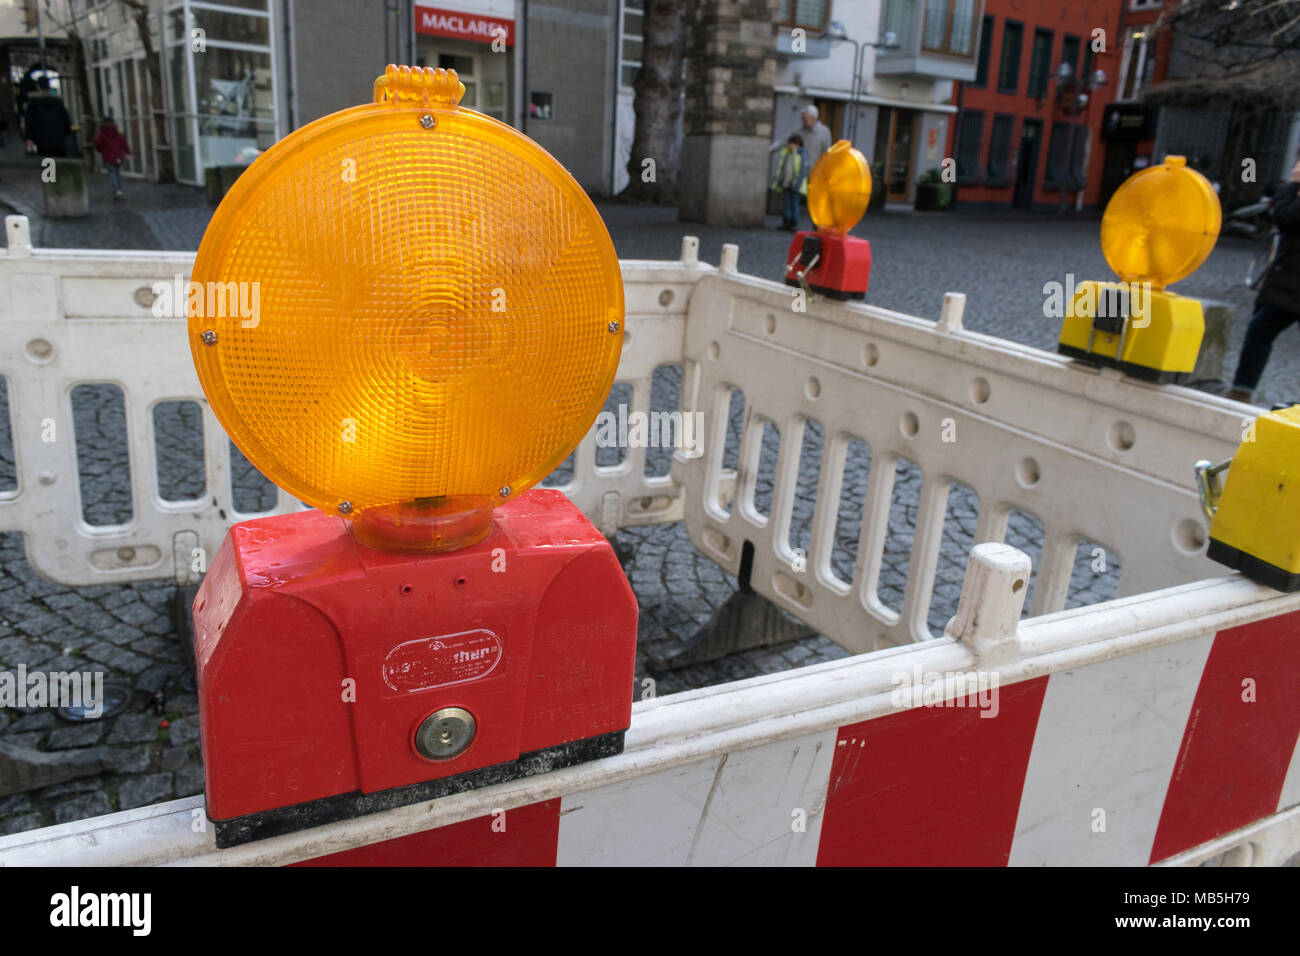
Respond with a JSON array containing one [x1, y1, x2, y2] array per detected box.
[[4, 552, 1297, 867]]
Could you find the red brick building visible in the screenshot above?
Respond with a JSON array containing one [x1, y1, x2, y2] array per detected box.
[[945, 0, 1139, 211]]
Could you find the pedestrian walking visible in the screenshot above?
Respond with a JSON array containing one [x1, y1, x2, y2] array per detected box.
[[771, 134, 808, 231], [93, 116, 131, 199], [797, 104, 832, 175], [1225, 157, 1300, 403], [24, 75, 71, 158]]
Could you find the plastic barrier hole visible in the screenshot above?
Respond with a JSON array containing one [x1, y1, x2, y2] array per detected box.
[[1107, 420, 1136, 452], [708, 340, 720, 360], [401, 584, 413, 595], [645, 364, 685, 479], [1016, 457, 1041, 489], [1012, 579, 1024, 592], [658, 288, 675, 307], [900, 411, 919, 439], [764, 313, 777, 334], [153, 400, 205, 502], [1173, 517, 1207, 555], [970, 377, 991, 404], [805, 376, 821, 400], [863, 343, 879, 367]]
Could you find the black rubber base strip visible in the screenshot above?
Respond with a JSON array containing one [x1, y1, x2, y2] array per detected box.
[[211, 729, 626, 849], [1207, 538, 1300, 593], [783, 278, 865, 300], [1057, 344, 1186, 383]]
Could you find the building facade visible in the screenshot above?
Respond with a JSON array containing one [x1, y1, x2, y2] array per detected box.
[[946, 0, 1125, 211], [44, 0, 622, 195], [770, 0, 978, 204]]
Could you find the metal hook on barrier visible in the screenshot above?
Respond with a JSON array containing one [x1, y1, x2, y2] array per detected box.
[[1194, 457, 1231, 521]]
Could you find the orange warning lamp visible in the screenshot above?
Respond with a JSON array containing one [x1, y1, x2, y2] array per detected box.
[[189, 67, 638, 847], [189, 65, 624, 553], [1100, 154, 1220, 291], [1058, 155, 1221, 381], [807, 140, 872, 236], [784, 140, 873, 299]]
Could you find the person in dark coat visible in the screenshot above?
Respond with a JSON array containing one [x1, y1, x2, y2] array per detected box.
[[24, 76, 71, 158], [1226, 157, 1300, 402]]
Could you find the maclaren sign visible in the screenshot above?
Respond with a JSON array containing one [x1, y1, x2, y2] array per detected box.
[[415, 5, 515, 47]]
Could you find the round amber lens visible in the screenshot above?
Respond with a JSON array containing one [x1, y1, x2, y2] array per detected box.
[[807, 141, 872, 235], [188, 67, 623, 536], [1100, 155, 1220, 288]]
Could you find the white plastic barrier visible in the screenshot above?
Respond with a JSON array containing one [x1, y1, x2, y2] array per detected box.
[[675, 266, 1249, 650], [0, 217, 694, 587]]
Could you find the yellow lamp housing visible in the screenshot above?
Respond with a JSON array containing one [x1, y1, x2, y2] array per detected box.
[[188, 65, 624, 552], [1058, 280, 1204, 382], [1198, 405, 1300, 591], [1057, 155, 1220, 381]]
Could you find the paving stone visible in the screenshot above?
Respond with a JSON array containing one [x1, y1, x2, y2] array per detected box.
[[45, 723, 105, 750], [15, 613, 64, 637], [8, 711, 55, 732], [129, 636, 170, 657], [117, 772, 173, 811], [97, 622, 147, 646], [107, 713, 164, 745], [160, 746, 189, 772], [0, 812, 44, 835], [81, 642, 150, 675], [51, 792, 112, 825], [41, 776, 104, 797], [174, 763, 205, 797], [0, 791, 32, 814], [168, 715, 201, 746], [105, 745, 152, 774], [0, 637, 51, 667], [136, 665, 177, 694]]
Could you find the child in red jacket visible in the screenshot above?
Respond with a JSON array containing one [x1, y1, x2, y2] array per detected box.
[[93, 118, 130, 199]]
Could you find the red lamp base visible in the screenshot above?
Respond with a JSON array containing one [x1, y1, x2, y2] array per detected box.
[[193, 489, 637, 847]]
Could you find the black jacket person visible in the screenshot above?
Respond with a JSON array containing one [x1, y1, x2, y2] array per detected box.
[[1226, 162, 1300, 402], [24, 77, 71, 158]]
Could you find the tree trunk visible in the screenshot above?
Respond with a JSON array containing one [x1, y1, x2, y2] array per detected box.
[[122, 0, 175, 183], [623, 0, 686, 203]]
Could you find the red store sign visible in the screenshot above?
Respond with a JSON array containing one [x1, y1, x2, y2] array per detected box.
[[415, 5, 516, 47]]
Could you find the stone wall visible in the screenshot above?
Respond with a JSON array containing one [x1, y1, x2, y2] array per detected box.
[[679, 0, 779, 226]]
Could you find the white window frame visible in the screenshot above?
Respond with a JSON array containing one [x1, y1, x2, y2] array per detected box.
[[1117, 25, 1152, 102]]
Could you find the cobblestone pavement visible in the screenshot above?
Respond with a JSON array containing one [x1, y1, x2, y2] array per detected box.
[[0, 162, 1290, 838]]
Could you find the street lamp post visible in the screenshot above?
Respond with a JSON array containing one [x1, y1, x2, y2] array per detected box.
[[823, 21, 899, 146], [1052, 63, 1108, 213]]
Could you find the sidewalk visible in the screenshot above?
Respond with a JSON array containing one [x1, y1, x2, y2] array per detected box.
[[0, 136, 213, 251]]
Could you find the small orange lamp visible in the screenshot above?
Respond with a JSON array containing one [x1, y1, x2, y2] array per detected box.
[[784, 140, 873, 299]]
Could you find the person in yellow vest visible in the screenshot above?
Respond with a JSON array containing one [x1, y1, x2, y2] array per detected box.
[[771, 133, 809, 231]]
